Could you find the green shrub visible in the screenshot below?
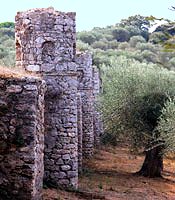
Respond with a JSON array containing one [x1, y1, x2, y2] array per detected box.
[[149, 32, 169, 44], [135, 42, 160, 53], [0, 22, 14, 29], [154, 97, 175, 154], [112, 27, 130, 42], [140, 50, 158, 63], [129, 35, 146, 48], [118, 42, 130, 50], [91, 39, 109, 50], [99, 56, 175, 149], [76, 40, 92, 51]]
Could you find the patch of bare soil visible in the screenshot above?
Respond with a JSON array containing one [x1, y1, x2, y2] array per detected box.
[[43, 145, 175, 200]]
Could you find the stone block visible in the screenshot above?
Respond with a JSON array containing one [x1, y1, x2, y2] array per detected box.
[[26, 65, 40, 72], [61, 165, 71, 171]]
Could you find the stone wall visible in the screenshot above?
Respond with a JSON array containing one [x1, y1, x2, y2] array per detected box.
[[14, 7, 103, 191], [0, 74, 45, 200], [93, 66, 103, 146], [43, 73, 78, 188], [15, 8, 78, 189], [77, 93, 83, 173], [15, 7, 76, 69], [76, 53, 94, 158]]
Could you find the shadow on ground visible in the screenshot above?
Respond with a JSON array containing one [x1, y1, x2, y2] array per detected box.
[[43, 146, 175, 200]]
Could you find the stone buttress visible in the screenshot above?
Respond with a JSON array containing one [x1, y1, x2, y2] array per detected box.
[[0, 74, 45, 200], [77, 92, 83, 172], [92, 66, 103, 146], [76, 53, 94, 158]]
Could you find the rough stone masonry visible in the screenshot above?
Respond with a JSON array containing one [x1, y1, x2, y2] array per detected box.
[[0, 71, 45, 200], [15, 7, 79, 189], [0, 7, 103, 198]]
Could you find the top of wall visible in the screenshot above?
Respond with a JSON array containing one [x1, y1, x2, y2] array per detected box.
[[0, 66, 40, 79], [16, 7, 76, 19], [15, 7, 76, 29], [15, 7, 77, 68]]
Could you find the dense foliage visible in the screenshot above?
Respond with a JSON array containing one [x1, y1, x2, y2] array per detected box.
[[155, 97, 175, 154], [99, 57, 175, 150], [77, 15, 175, 70], [0, 22, 15, 67], [76, 16, 175, 158]]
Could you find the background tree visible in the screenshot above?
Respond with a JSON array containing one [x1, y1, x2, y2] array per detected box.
[[112, 27, 130, 42], [129, 35, 146, 48]]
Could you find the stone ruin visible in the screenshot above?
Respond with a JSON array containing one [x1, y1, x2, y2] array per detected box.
[[0, 73, 45, 200], [0, 7, 103, 199]]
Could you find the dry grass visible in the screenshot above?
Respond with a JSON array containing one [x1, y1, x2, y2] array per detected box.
[[44, 145, 175, 200]]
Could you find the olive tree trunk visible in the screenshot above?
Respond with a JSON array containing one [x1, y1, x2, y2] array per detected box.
[[136, 145, 163, 178]]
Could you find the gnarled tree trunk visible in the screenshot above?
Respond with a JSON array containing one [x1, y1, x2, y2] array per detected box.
[[136, 145, 163, 178]]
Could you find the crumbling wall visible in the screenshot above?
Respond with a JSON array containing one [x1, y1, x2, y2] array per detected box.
[[15, 8, 78, 189], [15, 7, 103, 191], [93, 66, 103, 146], [43, 73, 78, 188], [77, 93, 83, 173], [0, 75, 45, 200], [15, 7, 76, 69], [76, 53, 94, 158]]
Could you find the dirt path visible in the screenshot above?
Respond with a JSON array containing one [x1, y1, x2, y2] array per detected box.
[[43, 146, 175, 200]]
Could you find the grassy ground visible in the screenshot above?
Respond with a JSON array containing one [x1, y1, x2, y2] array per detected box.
[[43, 145, 175, 200]]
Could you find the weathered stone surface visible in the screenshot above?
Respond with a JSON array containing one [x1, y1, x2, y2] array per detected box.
[[77, 92, 83, 173], [43, 73, 78, 189], [25, 65, 40, 72], [6, 85, 22, 93], [61, 165, 71, 171], [93, 66, 104, 146], [0, 76, 45, 200], [76, 53, 94, 158], [15, 7, 78, 190], [15, 7, 76, 69], [15, 7, 103, 193]]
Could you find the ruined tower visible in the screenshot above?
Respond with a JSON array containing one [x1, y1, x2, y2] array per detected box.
[[15, 7, 103, 191], [15, 7, 78, 189]]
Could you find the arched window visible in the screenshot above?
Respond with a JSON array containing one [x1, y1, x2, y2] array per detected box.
[[42, 41, 55, 63]]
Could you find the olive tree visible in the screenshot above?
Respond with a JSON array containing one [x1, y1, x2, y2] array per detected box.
[[100, 56, 175, 177]]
